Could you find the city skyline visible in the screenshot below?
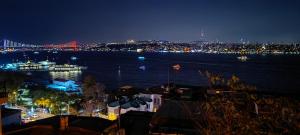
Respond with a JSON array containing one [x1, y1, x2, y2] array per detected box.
[[0, 0, 300, 44]]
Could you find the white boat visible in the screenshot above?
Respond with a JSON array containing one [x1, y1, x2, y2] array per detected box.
[[0, 60, 87, 72], [48, 64, 87, 72], [33, 51, 39, 54], [139, 65, 146, 70], [172, 64, 181, 70], [38, 60, 56, 67], [138, 56, 145, 61], [71, 56, 77, 61], [26, 72, 32, 76], [237, 56, 248, 61], [53, 51, 58, 54]]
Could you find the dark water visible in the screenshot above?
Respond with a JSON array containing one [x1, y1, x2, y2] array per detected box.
[[1, 52, 300, 93]]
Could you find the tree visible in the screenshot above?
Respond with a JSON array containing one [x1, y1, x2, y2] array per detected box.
[[30, 88, 77, 115], [35, 97, 51, 108], [202, 71, 256, 91], [8, 91, 18, 105], [227, 75, 256, 91], [0, 72, 25, 92], [82, 75, 97, 99], [0, 72, 25, 105], [81, 75, 107, 116]]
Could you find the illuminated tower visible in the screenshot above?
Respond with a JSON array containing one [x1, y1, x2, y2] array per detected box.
[[199, 29, 205, 41], [200, 29, 205, 38]]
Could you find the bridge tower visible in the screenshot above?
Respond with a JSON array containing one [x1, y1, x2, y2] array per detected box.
[[70, 41, 78, 51], [0, 39, 7, 50]]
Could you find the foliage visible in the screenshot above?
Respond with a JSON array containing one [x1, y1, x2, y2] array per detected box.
[[82, 75, 97, 99], [0, 72, 26, 105], [82, 75, 106, 99], [7, 90, 18, 105], [81, 75, 107, 116], [193, 94, 300, 134], [202, 70, 256, 91], [35, 97, 51, 108], [0, 71, 26, 92], [30, 87, 82, 115]]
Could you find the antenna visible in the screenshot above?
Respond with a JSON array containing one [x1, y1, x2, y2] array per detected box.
[[200, 29, 205, 38]]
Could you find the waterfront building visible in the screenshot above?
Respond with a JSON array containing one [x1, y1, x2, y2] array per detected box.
[[47, 79, 80, 94]]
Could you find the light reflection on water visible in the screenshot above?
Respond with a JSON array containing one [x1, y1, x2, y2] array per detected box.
[[49, 71, 81, 81], [1, 52, 300, 92]]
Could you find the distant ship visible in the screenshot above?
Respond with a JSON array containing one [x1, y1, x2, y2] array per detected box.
[[139, 65, 146, 70], [48, 64, 87, 72], [52, 51, 58, 54], [26, 72, 32, 76], [71, 56, 78, 61], [137, 49, 143, 53], [237, 56, 248, 61], [138, 56, 145, 61], [0, 60, 87, 72], [172, 64, 181, 70], [33, 51, 39, 54]]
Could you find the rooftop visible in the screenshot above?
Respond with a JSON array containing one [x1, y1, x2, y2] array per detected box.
[[120, 111, 154, 135], [108, 96, 152, 109], [4, 115, 115, 135], [2, 107, 21, 118], [150, 100, 201, 134]]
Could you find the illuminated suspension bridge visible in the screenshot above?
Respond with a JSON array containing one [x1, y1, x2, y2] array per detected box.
[[0, 39, 78, 51]]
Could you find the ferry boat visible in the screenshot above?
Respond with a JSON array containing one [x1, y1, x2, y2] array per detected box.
[[48, 64, 87, 72], [18, 61, 43, 71], [0, 60, 87, 72], [11, 60, 56, 71], [237, 56, 248, 61]]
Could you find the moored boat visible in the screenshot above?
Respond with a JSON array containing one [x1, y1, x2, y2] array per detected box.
[[138, 56, 145, 61], [0, 60, 87, 72], [172, 64, 181, 70], [71, 56, 78, 61], [237, 56, 248, 61]]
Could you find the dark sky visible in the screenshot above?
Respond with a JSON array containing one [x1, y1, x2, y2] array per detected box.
[[0, 0, 300, 44]]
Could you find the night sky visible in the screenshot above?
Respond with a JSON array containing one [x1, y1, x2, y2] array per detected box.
[[0, 0, 300, 44]]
